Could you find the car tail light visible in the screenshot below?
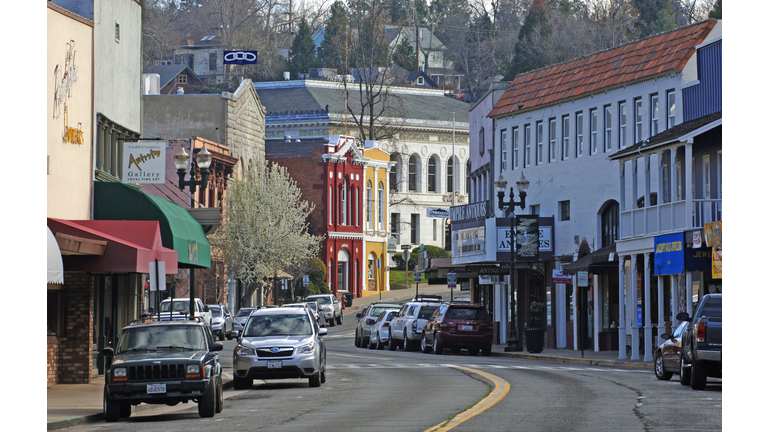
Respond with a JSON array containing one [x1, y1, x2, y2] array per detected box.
[[696, 321, 707, 343], [412, 321, 418, 330], [382, 323, 390, 327], [366, 318, 376, 326]]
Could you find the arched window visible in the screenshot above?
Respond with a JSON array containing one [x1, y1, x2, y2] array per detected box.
[[390, 153, 399, 192], [341, 180, 347, 225], [466, 161, 471, 194], [447, 157, 454, 193], [328, 185, 333, 225], [428, 156, 436, 192], [601, 201, 620, 247], [366, 181, 373, 229], [378, 182, 384, 228], [408, 155, 418, 191]]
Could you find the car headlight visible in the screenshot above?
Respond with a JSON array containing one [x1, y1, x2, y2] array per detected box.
[[113, 367, 127, 382], [213, 318, 223, 324], [324, 307, 332, 312], [236, 345, 255, 356], [296, 342, 315, 354], [186, 364, 201, 378]]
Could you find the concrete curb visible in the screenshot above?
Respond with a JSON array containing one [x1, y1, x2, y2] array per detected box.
[[490, 351, 653, 370]]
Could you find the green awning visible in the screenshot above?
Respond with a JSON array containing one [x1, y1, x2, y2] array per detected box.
[[94, 181, 211, 268]]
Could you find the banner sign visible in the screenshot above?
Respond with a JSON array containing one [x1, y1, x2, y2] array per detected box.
[[427, 207, 450, 218], [654, 233, 684, 275], [452, 227, 485, 259], [705, 221, 722, 279], [123, 142, 166, 184], [515, 215, 540, 261], [496, 217, 552, 258], [223, 50, 258, 65], [685, 246, 712, 273]]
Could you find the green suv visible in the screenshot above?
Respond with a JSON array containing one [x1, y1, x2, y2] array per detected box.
[[102, 319, 224, 422]]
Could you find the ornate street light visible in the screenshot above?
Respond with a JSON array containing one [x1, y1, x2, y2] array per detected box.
[[174, 145, 213, 319], [495, 172, 529, 352]]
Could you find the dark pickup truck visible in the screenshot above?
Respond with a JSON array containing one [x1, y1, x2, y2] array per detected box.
[[677, 293, 722, 390]]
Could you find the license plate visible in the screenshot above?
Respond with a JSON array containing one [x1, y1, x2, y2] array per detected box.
[[267, 360, 283, 369], [147, 383, 166, 394], [461, 325, 473, 331]]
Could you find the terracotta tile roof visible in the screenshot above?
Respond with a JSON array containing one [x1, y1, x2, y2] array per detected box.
[[488, 20, 717, 118]]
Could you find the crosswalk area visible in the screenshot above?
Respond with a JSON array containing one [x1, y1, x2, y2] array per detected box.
[[325, 363, 636, 373]]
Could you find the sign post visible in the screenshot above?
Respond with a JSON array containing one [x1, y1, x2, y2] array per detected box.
[[447, 272, 457, 302], [402, 245, 411, 289]]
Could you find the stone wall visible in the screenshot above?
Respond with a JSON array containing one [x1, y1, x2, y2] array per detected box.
[[226, 79, 266, 179]]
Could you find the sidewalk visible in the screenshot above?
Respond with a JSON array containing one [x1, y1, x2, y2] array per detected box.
[[47, 284, 650, 430]]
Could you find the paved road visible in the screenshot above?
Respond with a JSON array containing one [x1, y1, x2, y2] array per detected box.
[[66, 315, 722, 432]]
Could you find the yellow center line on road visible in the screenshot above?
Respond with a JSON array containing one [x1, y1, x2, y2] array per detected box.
[[424, 366, 510, 432]]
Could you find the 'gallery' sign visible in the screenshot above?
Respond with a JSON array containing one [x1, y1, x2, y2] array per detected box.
[[123, 142, 166, 184]]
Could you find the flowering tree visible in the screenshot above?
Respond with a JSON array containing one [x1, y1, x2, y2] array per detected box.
[[213, 162, 323, 305]]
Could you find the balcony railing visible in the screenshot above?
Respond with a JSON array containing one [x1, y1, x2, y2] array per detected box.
[[620, 198, 721, 240]]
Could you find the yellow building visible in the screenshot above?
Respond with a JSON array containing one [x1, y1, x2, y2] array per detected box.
[[362, 142, 394, 297]]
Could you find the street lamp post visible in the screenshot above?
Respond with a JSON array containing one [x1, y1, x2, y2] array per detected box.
[[174, 145, 213, 320], [495, 172, 529, 352]]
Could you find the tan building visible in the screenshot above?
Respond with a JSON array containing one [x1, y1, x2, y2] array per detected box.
[[362, 143, 394, 297]]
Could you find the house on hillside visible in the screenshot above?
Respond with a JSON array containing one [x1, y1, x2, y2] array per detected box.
[[475, 19, 721, 360], [143, 64, 212, 94], [173, 33, 225, 84]]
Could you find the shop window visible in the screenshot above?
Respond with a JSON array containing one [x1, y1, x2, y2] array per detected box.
[[47, 290, 63, 336]]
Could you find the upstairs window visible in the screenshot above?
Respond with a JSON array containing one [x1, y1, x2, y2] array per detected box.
[[634, 98, 643, 144], [619, 102, 627, 149], [651, 94, 659, 136], [500, 129, 508, 171], [549, 119, 556, 162], [604, 105, 612, 152], [589, 109, 597, 155], [561, 115, 570, 160], [667, 90, 676, 129], [408, 155, 417, 191], [524, 125, 531, 167], [536, 121, 544, 165], [427, 156, 436, 192], [576, 112, 584, 156], [512, 127, 519, 169], [447, 157, 454, 193]]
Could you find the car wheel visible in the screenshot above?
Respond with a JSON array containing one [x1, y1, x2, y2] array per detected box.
[[481, 343, 492, 356], [434, 335, 444, 354], [468, 347, 480, 356], [218, 331, 225, 341], [103, 387, 121, 422], [368, 337, 375, 349], [233, 375, 252, 390], [226, 330, 233, 340], [119, 402, 131, 419], [679, 356, 691, 386], [309, 373, 321, 388], [654, 353, 673, 380], [403, 335, 414, 351], [329, 315, 336, 327], [690, 360, 707, 390], [421, 334, 432, 353], [321, 368, 327, 384], [354, 330, 360, 347], [337, 313, 343, 325], [198, 377, 216, 418], [388, 336, 398, 351], [376, 338, 384, 350], [215, 376, 224, 413]]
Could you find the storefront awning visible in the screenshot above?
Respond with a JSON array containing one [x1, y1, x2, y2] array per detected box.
[[47, 227, 64, 284], [47, 218, 178, 274], [94, 181, 211, 268], [562, 244, 617, 275]]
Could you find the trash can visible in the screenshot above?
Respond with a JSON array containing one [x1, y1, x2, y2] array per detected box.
[[341, 292, 353, 307], [525, 327, 545, 353]]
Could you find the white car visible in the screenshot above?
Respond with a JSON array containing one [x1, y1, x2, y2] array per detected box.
[[233, 307, 327, 388], [159, 298, 212, 330], [368, 310, 399, 350], [305, 294, 343, 326], [389, 299, 442, 351]]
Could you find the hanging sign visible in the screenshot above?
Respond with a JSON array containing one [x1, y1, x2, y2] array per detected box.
[[552, 269, 572, 285], [123, 142, 166, 184], [577, 271, 589, 287], [223, 50, 258, 65], [515, 215, 540, 261], [427, 207, 450, 218], [654, 233, 684, 275]]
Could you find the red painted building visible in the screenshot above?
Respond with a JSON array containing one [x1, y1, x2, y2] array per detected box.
[[266, 135, 368, 297]]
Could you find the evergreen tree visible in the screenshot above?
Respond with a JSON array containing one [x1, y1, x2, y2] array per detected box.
[[320, 1, 350, 73], [288, 18, 320, 78], [502, 0, 551, 81], [708, 0, 722, 19], [391, 38, 417, 71], [633, 0, 678, 38]]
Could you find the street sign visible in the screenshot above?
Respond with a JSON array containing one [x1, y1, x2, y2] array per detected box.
[[577, 271, 589, 287], [447, 272, 457, 289], [402, 249, 410, 264], [303, 275, 309, 287], [148, 261, 166, 291], [414, 272, 422, 283]]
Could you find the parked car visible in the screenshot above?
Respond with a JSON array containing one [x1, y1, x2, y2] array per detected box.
[[389, 298, 443, 351], [159, 298, 212, 331], [368, 310, 399, 350], [233, 307, 327, 389], [306, 294, 343, 326], [677, 293, 722, 390], [354, 303, 402, 348], [282, 303, 325, 327], [233, 307, 255, 337], [653, 321, 688, 380], [208, 304, 234, 341], [421, 303, 493, 356], [102, 318, 224, 421]]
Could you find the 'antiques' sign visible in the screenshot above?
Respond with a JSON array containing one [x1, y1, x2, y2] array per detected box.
[[450, 201, 490, 223], [123, 142, 166, 184]]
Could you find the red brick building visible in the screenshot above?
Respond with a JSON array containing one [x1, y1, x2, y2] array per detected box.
[[266, 135, 368, 297]]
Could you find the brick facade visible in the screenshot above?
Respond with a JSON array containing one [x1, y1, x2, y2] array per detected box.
[[47, 272, 94, 385]]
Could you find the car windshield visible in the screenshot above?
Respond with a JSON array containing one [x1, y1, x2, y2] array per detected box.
[[311, 297, 331, 305], [209, 306, 222, 317], [306, 303, 318, 312], [418, 306, 438, 319], [370, 306, 399, 317], [700, 297, 722, 318], [159, 300, 190, 313], [237, 308, 254, 317], [244, 314, 312, 337], [117, 325, 206, 352], [445, 307, 488, 320]]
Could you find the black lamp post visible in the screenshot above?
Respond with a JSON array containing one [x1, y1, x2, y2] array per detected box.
[[495, 172, 529, 352], [174, 145, 213, 320]]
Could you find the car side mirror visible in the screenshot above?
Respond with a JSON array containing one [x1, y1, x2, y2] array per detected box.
[[204, 305, 210, 312], [102, 347, 115, 358], [676, 312, 690, 322], [210, 342, 223, 351], [318, 328, 328, 336], [356, 313, 362, 320], [660, 333, 671, 340]]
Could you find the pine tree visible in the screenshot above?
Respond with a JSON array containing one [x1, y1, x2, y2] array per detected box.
[[288, 18, 320, 78], [708, 0, 722, 19], [502, 0, 551, 81], [391, 38, 417, 71], [320, 1, 350, 73]]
